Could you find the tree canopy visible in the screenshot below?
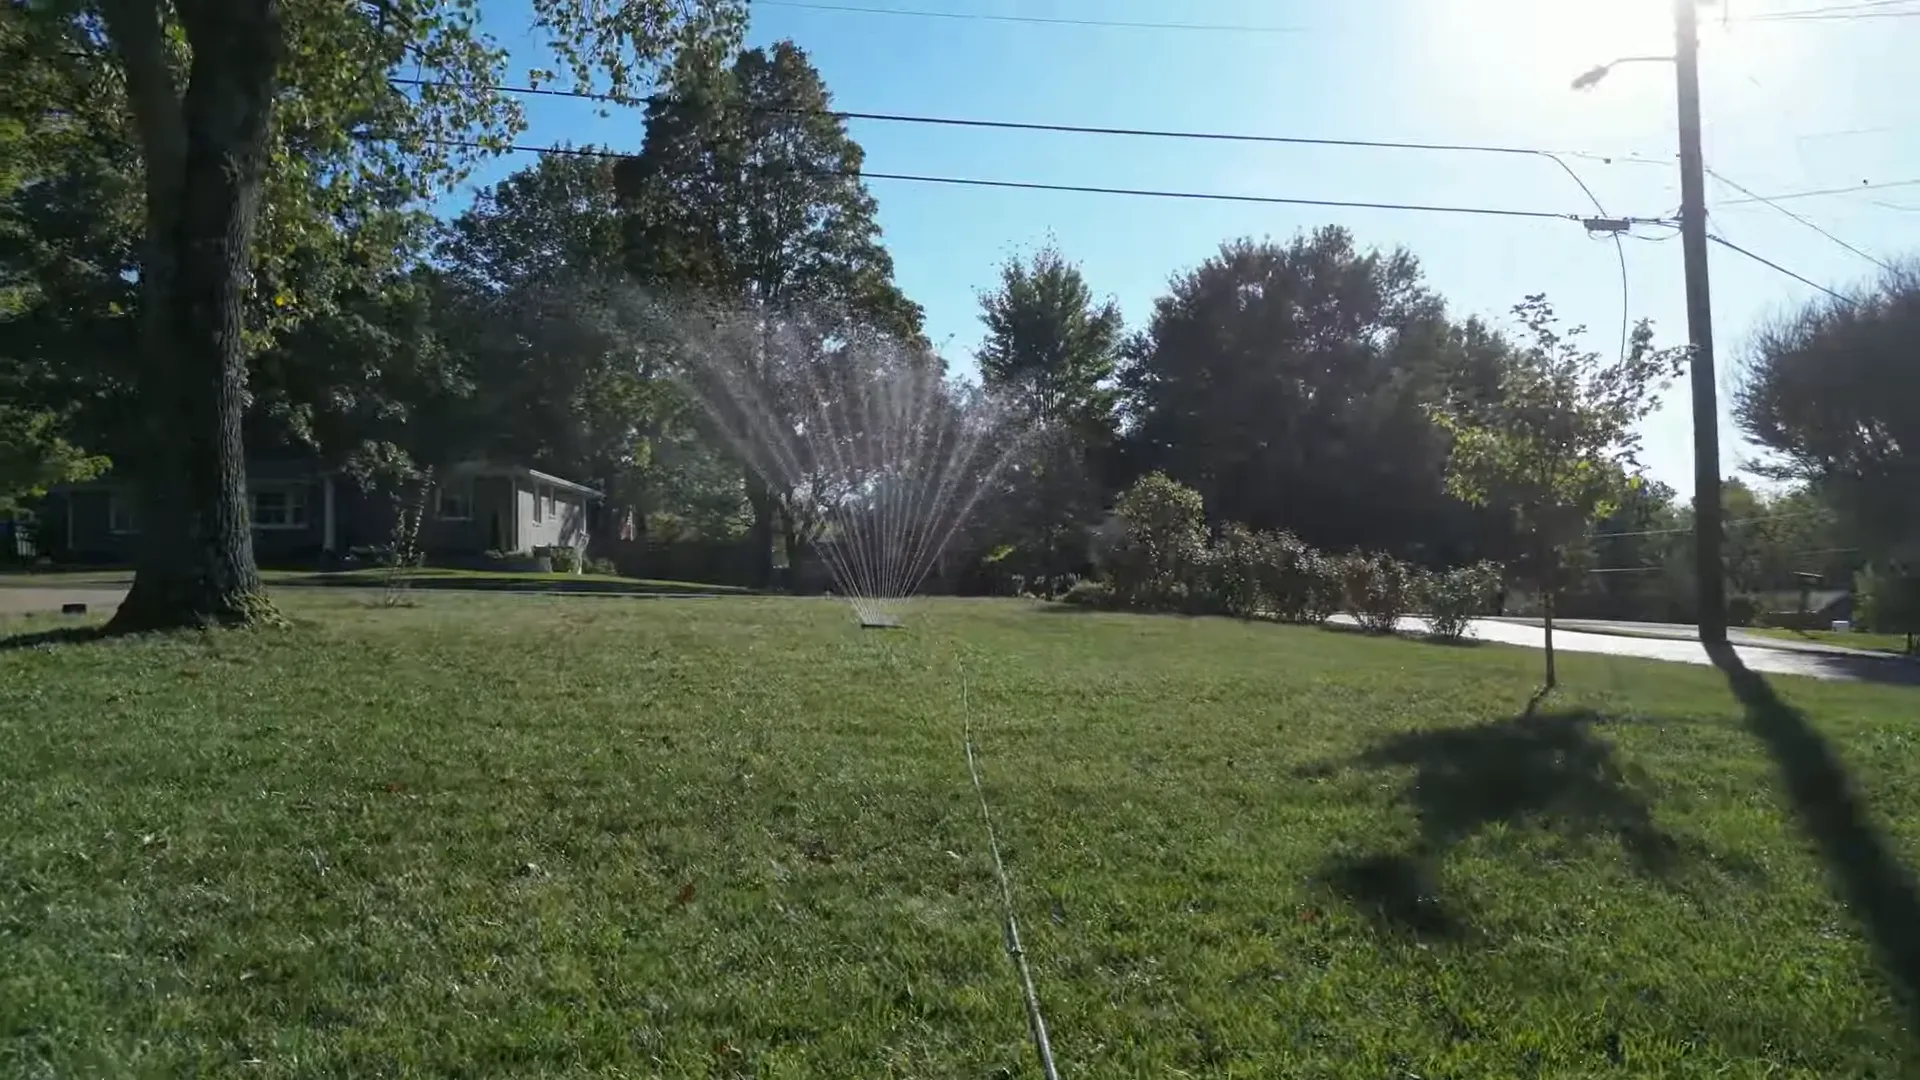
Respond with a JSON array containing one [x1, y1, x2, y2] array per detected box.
[[614, 40, 922, 342], [969, 244, 1123, 583], [1738, 264, 1920, 561], [1, 0, 742, 627], [1118, 228, 1512, 562], [1429, 295, 1683, 685]]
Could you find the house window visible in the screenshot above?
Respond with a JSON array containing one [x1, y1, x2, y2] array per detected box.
[[251, 484, 309, 530], [532, 484, 544, 524], [437, 482, 473, 521], [544, 487, 556, 519], [108, 492, 140, 535]]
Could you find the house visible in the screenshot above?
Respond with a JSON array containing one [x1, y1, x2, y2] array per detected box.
[[1754, 587, 1852, 627], [40, 459, 600, 565]]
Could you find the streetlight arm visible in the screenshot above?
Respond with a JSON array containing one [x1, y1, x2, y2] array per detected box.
[[1571, 55, 1677, 90]]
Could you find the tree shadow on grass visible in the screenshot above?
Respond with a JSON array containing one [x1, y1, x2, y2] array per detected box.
[[0, 624, 114, 652], [1320, 702, 1679, 941], [1707, 641, 1920, 1036]]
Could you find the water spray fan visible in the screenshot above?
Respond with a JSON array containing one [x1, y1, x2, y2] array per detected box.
[[677, 310, 1024, 627]]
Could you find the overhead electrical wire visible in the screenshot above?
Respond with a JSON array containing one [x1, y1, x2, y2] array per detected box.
[[1707, 233, 1859, 304], [1741, 9, 1920, 20], [1739, 6, 1920, 22], [385, 76, 1653, 166], [389, 75, 1661, 358], [746, 0, 1309, 34], [1744, 0, 1920, 14], [1722, 177, 1920, 204], [1706, 167, 1895, 270], [417, 136, 1622, 222]]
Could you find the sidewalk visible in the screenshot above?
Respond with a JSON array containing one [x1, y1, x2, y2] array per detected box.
[[1488, 616, 1900, 660]]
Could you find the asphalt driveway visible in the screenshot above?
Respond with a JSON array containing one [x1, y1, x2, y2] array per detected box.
[[0, 587, 127, 618]]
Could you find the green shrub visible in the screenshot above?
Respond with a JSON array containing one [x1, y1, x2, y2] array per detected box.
[[1427, 562, 1503, 642], [584, 556, 619, 576], [534, 545, 583, 573], [1726, 595, 1760, 628], [1108, 472, 1208, 610], [1755, 609, 1830, 631], [1856, 564, 1920, 640], [1339, 552, 1426, 634], [1199, 524, 1273, 617], [1060, 579, 1114, 609], [347, 544, 409, 568], [1272, 533, 1340, 625], [1200, 527, 1337, 624]]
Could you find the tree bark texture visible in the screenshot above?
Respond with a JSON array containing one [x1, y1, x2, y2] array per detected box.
[[105, 0, 283, 630], [744, 473, 776, 591], [780, 508, 808, 595]]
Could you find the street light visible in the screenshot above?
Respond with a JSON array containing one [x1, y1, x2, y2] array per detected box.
[[1570, 55, 1674, 90], [1570, 0, 1728, 646]]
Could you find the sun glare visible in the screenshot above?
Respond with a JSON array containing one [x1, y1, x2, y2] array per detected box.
[[1445, 0, 1678, 90]]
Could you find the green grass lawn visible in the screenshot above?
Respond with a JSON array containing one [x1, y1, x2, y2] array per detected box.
[[4, 596, 1919, 1077], [1750, 625, 1917, 656]]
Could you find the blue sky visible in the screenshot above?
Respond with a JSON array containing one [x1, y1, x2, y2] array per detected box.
[[455, 0, 1920, 495]]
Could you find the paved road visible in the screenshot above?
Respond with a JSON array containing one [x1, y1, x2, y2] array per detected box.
[[1520, 617, 1889, 658], [1364, 615, 1920, 686]]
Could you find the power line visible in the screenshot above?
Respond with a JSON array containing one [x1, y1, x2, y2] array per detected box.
[[1722, 177, 1920, 204], [389, 75, 1665, 347], [386, 76, 1649, 166], [420, 137, 1636, 224], [1707, 233, 1859, 304], [747, 0, 1309, 34], [1741, 8, 1920, 19], [393, 73, 1916, 238], [1745, 0, 1920, 14], [1706, 167, 1895, 270]]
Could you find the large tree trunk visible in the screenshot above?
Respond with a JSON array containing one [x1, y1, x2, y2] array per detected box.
[[780, 508, 807, 595], [744, 473, 776, 591], [105, 0, 283, 631]]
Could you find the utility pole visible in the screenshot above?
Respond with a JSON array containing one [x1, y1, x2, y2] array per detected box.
[[1673, 0, 1727, 644]]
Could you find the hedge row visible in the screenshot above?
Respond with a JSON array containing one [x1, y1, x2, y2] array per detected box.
[[1063, 472, 1503, 642]]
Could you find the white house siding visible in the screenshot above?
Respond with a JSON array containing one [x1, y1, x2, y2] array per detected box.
[[515, 477, 590, 552]]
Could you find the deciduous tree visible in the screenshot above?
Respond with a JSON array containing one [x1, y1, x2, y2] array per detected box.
[[1737, 265, 1920, 563], [1429, 295, 1683, 688], [974, 244, 1122, 583], [614, 40, 923, 586], [1118, 228, 1500, 561], [0, 407, 109, 514], [38, 0, 739, 628]]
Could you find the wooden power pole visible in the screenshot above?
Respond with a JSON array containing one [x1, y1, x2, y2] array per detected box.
[[1674, 0, 1727, 643]]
